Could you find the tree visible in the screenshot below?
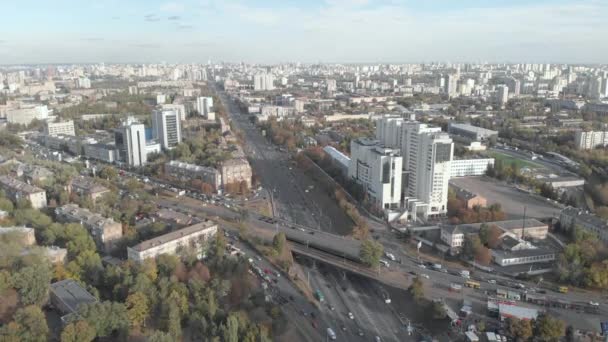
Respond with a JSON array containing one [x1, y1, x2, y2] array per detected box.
[[223, 313, 240, 342], [212, 231, 227, 259], [98, 166, 118, 181], [272, 232, 286, 254], [126, 292, 149, 329], [359, 239, 383, 267], [11, 262, 51, 305], [430, 301, 446, 319], [534, 313, 565, 342], [585, 260, 608, 289], [9, 305, 49, 342], [408, 276, 424, 302], [462, 235, 482, 261], [148, 330, 174, 342], [475, 245, 492, 266], [78, 301, 129, 338], [506, 317, 533, 341], [61, 320, 96, 342], [0, 197, 14, 213]]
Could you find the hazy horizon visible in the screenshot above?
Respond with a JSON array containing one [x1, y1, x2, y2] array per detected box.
[[1, 0, 607, 65]]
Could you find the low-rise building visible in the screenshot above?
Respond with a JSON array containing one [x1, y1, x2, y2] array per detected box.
[[55, 204, 122, 252], [44, 120, 76, 136], [450, 158, 494, 177], [0, 226, 36, 245], [560, 207, 608, 243], [322, 146, 351, 177], [127, 220, 218, 263], [68, 176, 110, 202], [220, 158, 252, 189], [154, 208, 193, 227], [448, 122, 498, 142], [50, 279, 97, 323], [22, 165, 54, 183], [492, 248, 556, 267], [453, 187, 487, 209], [0, 175, 47, 209], [165, 160, 222, 190]]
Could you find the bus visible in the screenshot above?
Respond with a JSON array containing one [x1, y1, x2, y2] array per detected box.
[[558, 286, 569, 294], [315, 290, 325, 302], [465, 280, 481, 289]]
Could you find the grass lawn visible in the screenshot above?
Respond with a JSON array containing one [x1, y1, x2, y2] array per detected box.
[[485, 151, 542, 169]]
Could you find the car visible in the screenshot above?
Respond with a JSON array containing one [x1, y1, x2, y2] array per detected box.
[[275, 272, 281, 277], [589, 301, 600, 306], [488, 279, 497, 284], [348, 312, 354, 319], [328, 305, 335, 311], [417, 264, 427, 269], [421, 274, 430, 279], [375, 336, 381, 342]]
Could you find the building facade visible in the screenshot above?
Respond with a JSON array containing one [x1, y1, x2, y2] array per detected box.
[[115, 117, 147, 167], [152, 109, 182, 150], [55, 204, 123, 252], [220, 158, 252, 189], [348, 138, 403, 211], [0, 175, 47, 209], [560, 207, 608, 243], [44, 120, 76, 136], [574, 131, 608, 150], [165, 160, 222, 190], [127, 221, 218, 262], [450, 158, 495, 177], [196, 97, 215, 120]]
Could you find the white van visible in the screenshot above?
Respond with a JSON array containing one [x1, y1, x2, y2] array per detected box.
[[327, 328, 336, 340]]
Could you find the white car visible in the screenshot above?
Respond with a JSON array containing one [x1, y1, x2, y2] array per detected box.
[[589, 301, 600, 306], [348, 312, 354, 319], [488, 279, 497, 284], [417, 264, 427, 269], [421, 274, 430, 279]]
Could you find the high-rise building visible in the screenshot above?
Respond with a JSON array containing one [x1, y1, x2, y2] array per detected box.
[[115, 117, 147, 167], [196, 96, 215, 120], [496, 85, 509, 105], [445, 74, 458, 98], [152, 109, 181, 150], [326, 79, 337, 92], [254, 73, 275, 91], [77, 77, 91, 89], [376, 116, 453, 219], [348, 138, 403, 211], [588, 76, 603, 100]]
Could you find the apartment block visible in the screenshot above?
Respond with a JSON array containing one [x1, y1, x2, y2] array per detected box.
[[0, 175, 47, 209], [55, 204, 122, 252], [165, 160, 222, 189], [68, 176, 110, 202], [44, 120, 76, 136], [560, 207, 608, 243], [220, 158, 252, 189], [127, 220, 218, 263], [574, 131, 608, 150]]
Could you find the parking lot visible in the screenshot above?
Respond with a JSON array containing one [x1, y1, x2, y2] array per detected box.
[[450, 176, 562, 220]]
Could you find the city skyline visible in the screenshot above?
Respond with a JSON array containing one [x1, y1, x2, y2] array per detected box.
[[1, 0, 607, 65]]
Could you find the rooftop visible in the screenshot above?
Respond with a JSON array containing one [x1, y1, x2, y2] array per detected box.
[[0, 175, 45, 194], [166, 160, 219, 174], [449, 122, 498, 135], [50, 279, 97, 315], [498, 303, 538, 320], [130, 220, 217, 252], [562, 207, 608, 229], [323, 146, 351, 168]]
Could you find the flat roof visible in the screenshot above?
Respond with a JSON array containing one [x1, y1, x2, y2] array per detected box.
[[449, 122, 498, 135], [323, 146, 351, 168], [130, 220, 217, 252], [50, 279, 97, 315]]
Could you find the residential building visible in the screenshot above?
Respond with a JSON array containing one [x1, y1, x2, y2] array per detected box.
[[257, 105, 296, 122], [55, 204, 123, 252], [0, 226, 36, 245], [574, 131, 608, 150], [196, 96, 215, 120], [68, 176, 110, 202], [440, 224, 480, 251], [496, 85, 509, 105], [254, 73, 275, 91], [44, 120, 75, 136], [447, 122, 498, 142], [165, 160, 222, 190], [152, 109, 182, 149], [115, 117, 147, 166], [21, 164, 53, 183], [6, 105, 49, 124], [153, 208, 193, 227], [0, 175, 47, 209], [348, 138, 403, 211], [50, 279, 97, 323], [221, 158, 252, 189], [127, 220, 218, 263], [560, 207, 608, 243], [450, 158, 495, 177]]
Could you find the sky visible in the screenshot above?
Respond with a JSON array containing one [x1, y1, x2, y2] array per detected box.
[[0, 0, 607, 64]]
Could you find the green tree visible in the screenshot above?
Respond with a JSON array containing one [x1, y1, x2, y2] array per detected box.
[[224, 313, 240, 342], [462, 235, 482, 261], [11, 262, 51, 305], [61, 320, 96, 342], [78, 301, 129, 338], [430, 301, 446, 319], [11, 305, 49, 342], [359, 239, 383, 267], [506, 317, 533, 341], [408, 276, 424, 302], [0, 197, 14, 213], [534, 313, 565, 342], [212, 231, 227, 259], [98, 166, 118, 181], [165, 301, 182, 339], [126, 291, 149, 329], [272, 232, 286, 254], [148, 330, 174, 342]]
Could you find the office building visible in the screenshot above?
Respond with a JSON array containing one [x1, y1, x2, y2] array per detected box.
[[574, 131, 608, 150], [152, 109, 181, 150], [165, 160, 222, 190], [445, 74, 458, 98], [50, 279, 97, 323], [196, 96, 215, 120], [0, 175, 47, 209], [254, 73, 275, 91], [450, 158, 495, 177], [322, 146, 351, 177], [6, 105, 49, 124], [44, 120, 75, 136], [161, 103, 187, 121], [326, 79, 337, 92], [115, 117, 147, 166], [83, 143, 118, 163], [348, 138, 403, 211], [221, 158, 252, 189], [127, 220, 218, 263], [55, 204, 123, 252]]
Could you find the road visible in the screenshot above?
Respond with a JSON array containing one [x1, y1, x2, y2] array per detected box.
[[215, 86, 354, 235]]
